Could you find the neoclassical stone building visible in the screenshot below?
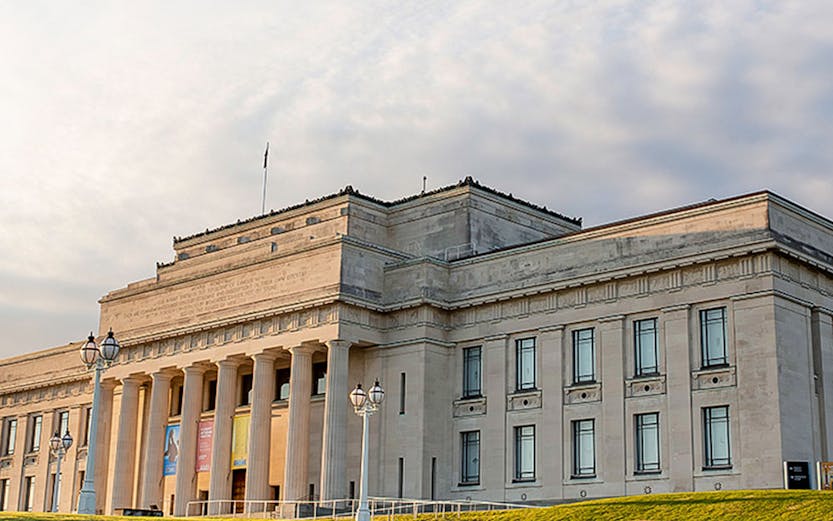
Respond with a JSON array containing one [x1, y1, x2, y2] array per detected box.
[[2, 179, 833, 514]]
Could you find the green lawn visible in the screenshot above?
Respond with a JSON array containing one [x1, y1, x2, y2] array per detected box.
[[2, 490, 832, 520]]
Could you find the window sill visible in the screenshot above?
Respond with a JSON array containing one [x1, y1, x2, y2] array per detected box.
[[634, 470, 662, 476], [570, 474, 597, 480], [460, 394, 483, 400], [632, 372, 661, 379], [702, 465, 733, 471], [457, 481, 480, 487], [701, 363, 730, 370], [511, 478, 536, 484]]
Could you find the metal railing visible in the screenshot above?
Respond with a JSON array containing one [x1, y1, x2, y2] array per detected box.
[[185, 496, 534, 519]]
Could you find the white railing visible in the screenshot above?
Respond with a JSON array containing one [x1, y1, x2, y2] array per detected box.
[[185, 496, 535, 519]]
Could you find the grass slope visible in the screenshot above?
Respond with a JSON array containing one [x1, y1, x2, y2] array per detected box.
[[439, 490, 833, 521], [1, 491, 831, 520]]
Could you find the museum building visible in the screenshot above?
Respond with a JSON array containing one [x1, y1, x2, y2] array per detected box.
[[1, 178, 833, 515]]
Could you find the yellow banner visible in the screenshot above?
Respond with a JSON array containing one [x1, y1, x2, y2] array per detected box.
[[231, 414, 250, 469]]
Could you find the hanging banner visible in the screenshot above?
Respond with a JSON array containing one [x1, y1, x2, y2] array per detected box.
[[820, 462, 833, 490], [163, 424, 181, 476], [230, 414, 250, 469], [196, 419, 214, 472]]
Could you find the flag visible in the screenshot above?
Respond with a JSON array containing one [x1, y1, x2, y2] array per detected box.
[[263, 142, 269, 169]]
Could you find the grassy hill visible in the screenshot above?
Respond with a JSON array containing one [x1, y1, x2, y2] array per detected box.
[[1, 490, 831, 520]]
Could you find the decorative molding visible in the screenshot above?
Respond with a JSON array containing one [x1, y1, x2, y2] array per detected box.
[[507, 390, 542, 412], [453, 397, 487, 417], [625, 375, 666, 398], [564, 383, 601, 405], [692, 366, 736, 391]]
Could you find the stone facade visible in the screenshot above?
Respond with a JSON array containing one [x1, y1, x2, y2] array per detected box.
[[1, 178, 833, 514]]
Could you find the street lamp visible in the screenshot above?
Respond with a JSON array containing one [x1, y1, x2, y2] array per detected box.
[[77, 329, 120, 515], [349, 380, 385, 521], [50, 430, 73, 512]]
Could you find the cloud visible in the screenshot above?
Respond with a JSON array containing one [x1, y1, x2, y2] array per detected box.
[[1, 1, 833, 357]]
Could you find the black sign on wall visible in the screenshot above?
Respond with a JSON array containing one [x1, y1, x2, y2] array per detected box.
[[785, 461, 811, 489]]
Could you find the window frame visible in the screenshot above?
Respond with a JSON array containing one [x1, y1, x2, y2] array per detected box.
[[312, 362, 327, 396], [635, 412, 661, 473], [27, 415, 42, 453], [460, 430, 480, 485], [572, 419, 596, 478], [0, 478, 9, 511], [700, 307, 728, 368], [703, 405, 732, 469], [3, 418, 17, 456], [572, 328, 596, 384], [513, 424, 536, 482], [462, 346, 482, 398], [634, 318, 659, 377], [515, 338, 537, 392]]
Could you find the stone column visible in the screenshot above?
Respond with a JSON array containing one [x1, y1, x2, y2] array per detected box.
[[320, 340, 351, 501], [599, 315, 625, 493], [482, 334, 508, 490], [140, 372, 172, 509], [245, 352, 277, 508], [208, 359, 239, 515], [111, 377, 142, 512], [539, 326, 564, 491], [663, 304, 693, 492], [283, 345, 315, 501], [95, 380, 116, 514], [174, 366, 205, 516]]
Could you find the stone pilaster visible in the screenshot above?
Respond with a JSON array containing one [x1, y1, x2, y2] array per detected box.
[[539, 326, 564, 492], [245, 352, 277, 506], [482, 334, 508, 490], [95, 380, 116, 514], [319, 340, 351, 500], [140, 372, 172, 509], [599, 315, 625, 493], [663, 304, 694, 492], [208, 359, 239, 515], [174, 366, 205, 516], [111, 377, 142, 512], [283, 345, 315, 501]]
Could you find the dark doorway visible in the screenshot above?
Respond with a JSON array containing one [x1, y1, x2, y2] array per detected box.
[[232, 469, 246, 513]]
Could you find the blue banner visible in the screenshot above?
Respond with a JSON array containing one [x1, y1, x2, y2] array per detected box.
[[163, 424, 181, 476]]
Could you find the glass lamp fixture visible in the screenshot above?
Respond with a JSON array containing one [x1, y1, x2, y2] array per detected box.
[[62, 430, 73, 451], [80, 333, 98, 367], [50, 432, 62, 453], [99, 329, 120, 362], [368, 380, 385, 405], [349, 383, 367, 409]]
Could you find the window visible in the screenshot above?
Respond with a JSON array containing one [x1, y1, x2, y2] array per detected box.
[[513, 425, 535, 481], [700, 308, 727, 367], [205, 379, 217, 411], [57, 411, 69, 439], [462, 347, 482, 398], [0, 478, 8, 511], [240, 374, 253, 406], [635, 413, 660, 472], [275, 369, 290, 401], [82, 407, 93, 446], [170, 384, 184, 416], [399, 372, 406, 415], [460, 431, 480, 485], [397, 457, 404, 498], [515, 338, 536, 391], [23, 476, 35, 511], [313, 362, 327, 395], [572, 329, 595, 384], [28, 415, 42, 453], [572, 419, 595, 477], [634, 319, 658, 376], [3, 418, 17, 456], [704, 406, 731, 468]]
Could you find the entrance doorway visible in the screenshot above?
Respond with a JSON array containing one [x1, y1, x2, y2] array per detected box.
[[232, 469, 246, 513]]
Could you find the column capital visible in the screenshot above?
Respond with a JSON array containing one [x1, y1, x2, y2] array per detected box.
[[288, 344, 317, 357], [121, 375, 144, 387], [150, 371, 174, 384], [101, 379, 118, 391], [216, 358, 243, 369], [183, 364, 209, 377], [252, 350, 280, 363], [324, 339, 352, 351]]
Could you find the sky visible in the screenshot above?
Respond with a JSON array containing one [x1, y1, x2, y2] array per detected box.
[[2, 1, 833, 359]]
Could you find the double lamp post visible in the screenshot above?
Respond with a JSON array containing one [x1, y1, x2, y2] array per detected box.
[[349, 380, 385, 521]]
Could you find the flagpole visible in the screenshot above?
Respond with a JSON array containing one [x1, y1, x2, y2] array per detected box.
[[262, 142, 269, 215]]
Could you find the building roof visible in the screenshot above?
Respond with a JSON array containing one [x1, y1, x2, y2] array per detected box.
[[172, 176, 583, 245]]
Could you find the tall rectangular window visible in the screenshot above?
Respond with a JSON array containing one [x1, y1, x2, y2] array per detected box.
[[0, 478, 9, 511], [3, 419, 17, 456], [635, 413, 660, 472], [704, 406, 731, 468], [28, 415, 42, 453], [275, 369, 290, 401], [515, 338, 536, 391], [23, 476, 35, 511], [399, 372, 406, 415], [700, 308, 727, 367], [397, 457, 404, 498], [634, 319, 659, 376], [513, 425, 535, 481], [460, 431, 480, 485], [82, 407, 93, 446], [206, 379, 218, 411], [573, 329, 595, 384], [240, 374, 253, 405], [313, 362, 327, 395], [57, 411, 69, 439], [572, 419, 595, 477], [462, 347, 482, 398]]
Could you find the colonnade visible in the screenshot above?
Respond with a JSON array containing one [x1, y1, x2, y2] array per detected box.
[[102, 339, 352, 515]]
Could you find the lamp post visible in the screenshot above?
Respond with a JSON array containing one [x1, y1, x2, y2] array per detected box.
[[77, 329, 120, 515], [50, 429, 73, 512], [349, 380, 385, 521]]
